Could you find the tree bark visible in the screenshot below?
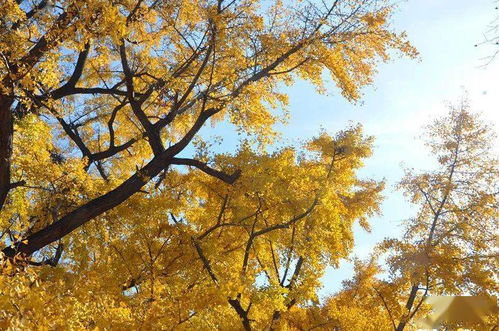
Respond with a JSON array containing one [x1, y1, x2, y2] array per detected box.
[[0, 94, 14, 211], [396, 284, 419, 331], [228, 299, 252, 331]]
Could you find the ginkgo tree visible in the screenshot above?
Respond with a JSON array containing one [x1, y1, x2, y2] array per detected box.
[[0, 0, 414, 258], [0, 0, 417, 329], [387, 102, 498, 330], [287, 101, 498, 331], [1, 125, 384, 329]]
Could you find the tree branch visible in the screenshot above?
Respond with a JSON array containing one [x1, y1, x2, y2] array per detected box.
[[119, 42, 164, 155], [171, 158, 240, 184], [373, 286, 397, 331], [2, 107, 222, 257]]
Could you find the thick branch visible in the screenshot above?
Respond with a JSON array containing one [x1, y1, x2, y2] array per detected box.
[[171, 158, 240, 184], [119, 42, 163, 155], [51, 43, 91, 98], [192, 238, 218, 284], [2, 108, 221, 257], [396, 285, 419, 331], [228, 299, 252, 331]]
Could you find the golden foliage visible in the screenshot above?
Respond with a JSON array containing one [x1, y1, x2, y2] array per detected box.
[[295, 102, 498, 331], [0, 0, 418, 329]]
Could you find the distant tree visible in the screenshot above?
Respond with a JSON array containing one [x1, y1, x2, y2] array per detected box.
[[388, 101, 498, 330], [289, 100, 498, 330]]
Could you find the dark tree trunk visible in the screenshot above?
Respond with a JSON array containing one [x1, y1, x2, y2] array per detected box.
[[0, 94, 13, 211], [396, 284, 419, 331]]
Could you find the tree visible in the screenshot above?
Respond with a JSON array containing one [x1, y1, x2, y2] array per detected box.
[[282, 259, 403, 331], [0, 126, 384, 329], [303, 101, 498, 331], [0, 0, 415, 329], [387, 101, 498, 330], [0, 0, 414, 257]]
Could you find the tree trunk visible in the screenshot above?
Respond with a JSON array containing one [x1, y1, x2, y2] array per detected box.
[[396, 284, 419, 331], [0, 94, 13, 211]]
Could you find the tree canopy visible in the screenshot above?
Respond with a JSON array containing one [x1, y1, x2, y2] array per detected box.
[[0, 0, 414, 255], [285, 103, 498, 331], [0, 0, 418, 329], [3, 1, 496, 331]]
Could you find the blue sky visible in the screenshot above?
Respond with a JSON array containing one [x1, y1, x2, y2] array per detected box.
[[191, 0, 499, 298]]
